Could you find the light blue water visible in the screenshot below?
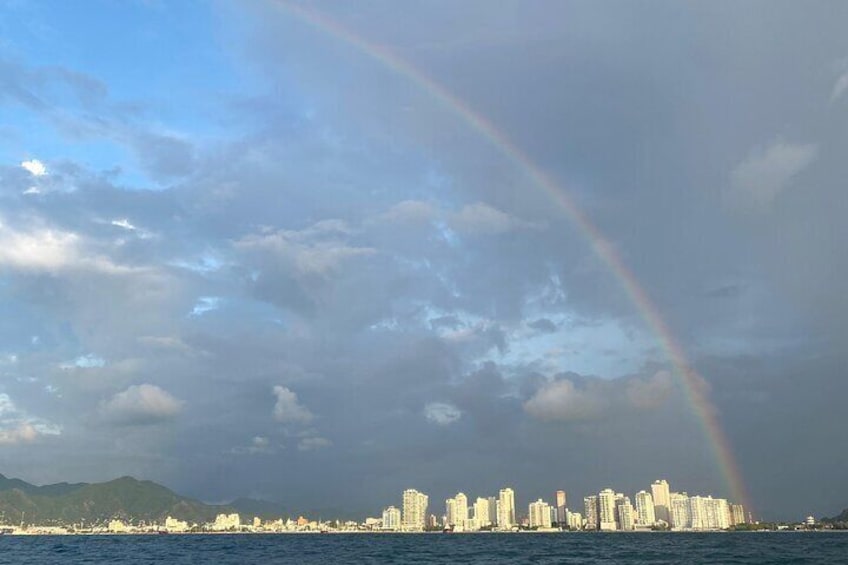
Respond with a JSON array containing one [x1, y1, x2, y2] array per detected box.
[[0, 531, 844, 564]]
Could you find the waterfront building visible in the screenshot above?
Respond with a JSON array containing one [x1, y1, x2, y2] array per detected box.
[[498, 488, 516, 529], [598, 488, 617, 531], [652, 480, 671, 524], [529, 499, 552, 529], [474, 497, 491, 528], [583, 495, 599, 530], [445, 498, 457, 528], [165, 516, 189, 532], [670, 492, 690, 530], [555, 490, 567, 525], [566, 510, 583, 530], [487, 496, 498, 526], [616, 496, 635, 531], [402, 489, 429, 531], [731, 504, 746, 526], [107, 519, 127, 533], [212, 513, 241, 531], [382, 506, 401, 530], [634, 490, 656, 526]]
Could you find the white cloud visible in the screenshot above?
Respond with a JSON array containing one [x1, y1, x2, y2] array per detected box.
[[0, 393, 61, 444], [0, 220, 139, 274], [21, 159, 47, 176], [232, 435, 276, 455], [449, 202, 539, 235], [379, 200, 440, 224], [424, 402, 463, 426], [100, 384, 183, 425], [236, 224, 376, 278], [729, 139, 817, 207], [189, 296, 222, 317], [523, 378, 607, 421], [61, 354, 106, 370], [111, 218, 137, 231], [272, 386, 314, 424]]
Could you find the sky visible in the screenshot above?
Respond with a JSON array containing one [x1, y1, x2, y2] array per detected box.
[[0, 0, 846, 522]]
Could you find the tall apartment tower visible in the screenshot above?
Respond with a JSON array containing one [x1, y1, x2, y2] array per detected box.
[[555, 490, 567, 525], [498, 488, 516, 529], [382, 506, 401, 530], [474, 497, 491, 528], [598, 488, 618, 531], [634, 490, 656, 526], [445, 497, 457, 527], [583, 495, 599, 530], [402, 489, 429, 531], [651, 479, 671, 524], [616, 496, 635, 531], [529, 499, 552, 529], [487, 496, 498, 526], [454, 492, 468, 527]]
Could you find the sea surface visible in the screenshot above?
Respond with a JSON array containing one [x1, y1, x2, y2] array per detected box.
[[1, 532, 845, 564]]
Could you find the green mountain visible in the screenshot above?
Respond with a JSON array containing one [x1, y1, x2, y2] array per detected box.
[[0, 474, 285, 526], [822, 508, 848, 524]]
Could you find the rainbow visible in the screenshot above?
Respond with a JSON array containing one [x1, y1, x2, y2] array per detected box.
[[273, 1, 751, 512]]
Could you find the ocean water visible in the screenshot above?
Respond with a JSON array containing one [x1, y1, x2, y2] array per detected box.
[[0, 532, 845, 564]]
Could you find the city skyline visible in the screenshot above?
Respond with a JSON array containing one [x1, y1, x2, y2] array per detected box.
[[383, 477, 748, 532], [0, 0, 846, 523]]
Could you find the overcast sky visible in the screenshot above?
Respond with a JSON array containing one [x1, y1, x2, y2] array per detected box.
[[0, 0, 846, 521]]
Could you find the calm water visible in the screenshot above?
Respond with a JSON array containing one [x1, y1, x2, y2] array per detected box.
[[0, 532, 845, 564]]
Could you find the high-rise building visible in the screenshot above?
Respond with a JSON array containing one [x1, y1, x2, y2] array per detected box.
[[445, 498, 457, 528], [402, 489, 429, 531], [598, 489, 617, 531], [445, 492, 469, 529], [555, 490, 567, 525], [670, 492, 690, 530], [634, 490, 656, 526], [651, 480, 671, 524], [616, 497, 635, 531], [474, 497, 491, 529], [487, 496, 498, 526], [731, 504, 746, 526], [382, 506, 401, 530], [583, 495, 599, 530], [566, 510, 583, 530], [454, 492, 468, 528], [498, 488, 516, 529], [529, 499, 552, 529]]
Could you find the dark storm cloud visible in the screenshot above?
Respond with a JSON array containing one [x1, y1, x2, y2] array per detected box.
[[0, 0, 845, 522]]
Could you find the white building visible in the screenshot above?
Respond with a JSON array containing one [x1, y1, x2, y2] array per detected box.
[[566, 510, 583, 530], [164, 516, 189, 533], [402, 489, 428, 531], [598, 489, 617, 531], [651, 480, 671, 524], [498, 488, 516, 529], [382, 506, 401, 530], [474, 497, 491, 529], [634, 490, 656, 526], [670, 493, 690, 530], [212, 513, 241, 531], [616, 496, 635, 531], [529, 499, 552, 529], [107, 519, 128, 533], [731, 504, 746, 526]]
